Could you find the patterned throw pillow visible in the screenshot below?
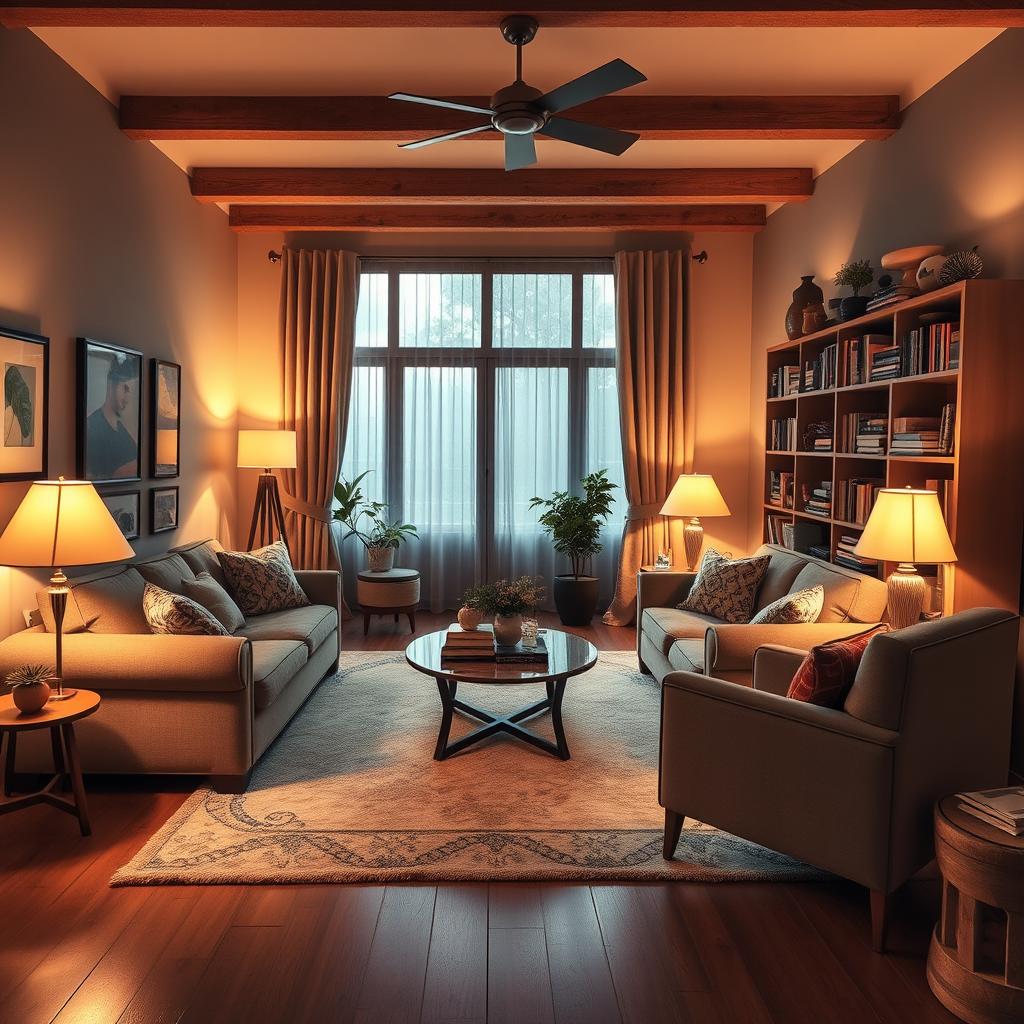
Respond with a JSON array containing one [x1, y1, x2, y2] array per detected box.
[[143, 582, 230, 636], [786, 624, 890, 707], [182, 571, 246, 632], [217, 540, 310, 617], [679, 548, 771, 624], [749, 585, 824, 625]]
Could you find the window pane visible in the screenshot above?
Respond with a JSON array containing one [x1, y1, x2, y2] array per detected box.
[[339, 365, 386, 504], [493, 274, 572, 348], [403, 366, 477, 529], [586, 365, 625, 525], [399, 273, 481, 348], [582, 273, 615, 349], [494, 367, 570, 532], [354, 273, 388, 348]]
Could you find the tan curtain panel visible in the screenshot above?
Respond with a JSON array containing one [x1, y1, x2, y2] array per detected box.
[[603, 249, 693, 626], [277, 249, 360, 606]]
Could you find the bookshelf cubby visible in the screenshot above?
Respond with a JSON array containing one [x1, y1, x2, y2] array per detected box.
[[760, 279, 1024, 615]]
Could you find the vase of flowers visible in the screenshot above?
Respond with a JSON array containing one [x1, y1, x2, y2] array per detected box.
[[6, 663, 53, 714], [334, 472, 417, 574], [472, 577, 545, 646]]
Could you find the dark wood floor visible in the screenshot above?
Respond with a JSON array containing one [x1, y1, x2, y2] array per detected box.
[[0, 612, 956, 1024]]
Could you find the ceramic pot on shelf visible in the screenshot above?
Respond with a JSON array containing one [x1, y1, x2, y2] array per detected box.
[[802, 303, 828, 334], [493, 613, 523, 646], [366, 546, 395, 573], [457, 606, 483, 631], [785, 276, 824, 341], [839, 295, 869, 321]]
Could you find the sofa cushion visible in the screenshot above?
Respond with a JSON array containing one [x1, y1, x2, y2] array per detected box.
[[143, 582, 230, 637], [680, 548, 770, 624], [751, 545, 809, 612], [252, 639, 308, 710], [668, 639, 705, 674], [38, 566, 150, 635], [217, 541, 310, 617], [641, 607, 722, 655], [173, 538, 230, 590], [183, 571, 246, 633], [750, 585, 824, 625], [789, 560, 872, 623], [238, 605, 338, 655], [135, 552, 196, 593], [786, 625, 889, 708]]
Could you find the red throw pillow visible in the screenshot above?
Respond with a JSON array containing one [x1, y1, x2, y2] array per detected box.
[[786, 625, 889, 708]]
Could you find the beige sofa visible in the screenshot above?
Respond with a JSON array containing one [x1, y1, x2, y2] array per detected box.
[[0, 539, 340, 792], [659, 608, 1020, 951], [637, 543, 889, 685]]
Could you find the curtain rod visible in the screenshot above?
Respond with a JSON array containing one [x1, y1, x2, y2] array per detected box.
[[268, 249, 708, 264]]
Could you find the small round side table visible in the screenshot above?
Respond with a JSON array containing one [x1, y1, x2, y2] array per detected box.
[[0, 689, 100, 836], [927, 796, 1024, 1024], [357, 567, 421, 635]]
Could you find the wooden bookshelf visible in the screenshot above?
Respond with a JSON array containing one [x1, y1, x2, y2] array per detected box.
[[761, 279, 1024, 616]]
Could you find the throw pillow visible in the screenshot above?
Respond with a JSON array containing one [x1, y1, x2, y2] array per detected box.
[[749, 585, 824, 626], [182, 571, 246, 632], [679, 548, 771, 624], [217, 540, 310, 617], [143, 582, 230, 637], [786, 624, 890, 708]]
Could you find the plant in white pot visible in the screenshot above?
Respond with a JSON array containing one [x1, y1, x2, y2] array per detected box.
[[530, 469, 618, 626], [333, 472, 417, 573], [473, 577, 546, 646]]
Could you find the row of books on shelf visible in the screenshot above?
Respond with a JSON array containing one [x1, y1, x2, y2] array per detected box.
[[802, 342, 839, 392], [801, 480, 832, 518], [768, 470, 794, 508], [768, 364, 801, 398], [768, 416, 797, 451], [837, 412, 887, 454], [849, 334, 893, 385], [901, 322, 960, 376], [833, 477, 884, 526], [890, 406, 956, 455]]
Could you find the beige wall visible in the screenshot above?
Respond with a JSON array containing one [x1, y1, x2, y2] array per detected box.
[[0, 27, 238, 638], [235, 229, 753, 572]]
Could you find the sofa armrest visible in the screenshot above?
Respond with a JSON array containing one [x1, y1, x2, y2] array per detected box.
[[0, 632, 251, 693], [705, 621, 881, 675], [752, 644, 809, 695], [637, 570, 697, 617], [295, 570, 342, 620]]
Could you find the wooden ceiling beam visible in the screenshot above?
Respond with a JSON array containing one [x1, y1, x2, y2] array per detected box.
[[3, 2, 1022, 28], [227, 203, 767, 232], [192, 167, 814, 204], [122, 95, 900, 141]]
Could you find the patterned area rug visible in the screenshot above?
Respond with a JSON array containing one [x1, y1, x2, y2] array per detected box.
[[113, 650, 825, 885]]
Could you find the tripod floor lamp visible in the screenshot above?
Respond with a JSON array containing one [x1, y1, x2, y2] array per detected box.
[[238, 429, 297, 555]]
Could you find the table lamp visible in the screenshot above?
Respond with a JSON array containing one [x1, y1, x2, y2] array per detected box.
[[0, 478, 134, 699], [854, 486, 956, 629], [238, 429, 297, 555], [660, 474, 731, 570]]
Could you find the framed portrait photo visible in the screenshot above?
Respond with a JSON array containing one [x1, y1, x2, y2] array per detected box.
[[151, 358, 180, 478], [151, 485, 179, 533], [101, 489, 141, 541], [0, 326, 49, 482], [77, 338, 143, 484]]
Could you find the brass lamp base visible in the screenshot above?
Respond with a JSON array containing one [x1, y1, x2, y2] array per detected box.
[[48, 570, 77, 701], [886, 563, 927, 630], [683, 517, 705, 571]]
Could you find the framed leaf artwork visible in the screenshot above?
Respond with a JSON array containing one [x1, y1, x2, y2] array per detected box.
[[0, 327, 49, 482], [151, 358, 181, 478]]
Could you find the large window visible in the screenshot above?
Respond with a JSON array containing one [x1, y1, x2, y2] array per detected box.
[[340, 260, 623, 611]]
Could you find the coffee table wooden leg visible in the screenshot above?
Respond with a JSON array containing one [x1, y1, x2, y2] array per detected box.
[[60, 722, 91, 837], [3, 731, 16, 797], [434, 678, 455, 761]]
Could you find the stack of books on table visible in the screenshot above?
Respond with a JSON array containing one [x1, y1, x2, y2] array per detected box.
[[834, 534, 879, 576], [957, 787, 1024, 836], [440, 626, 496, 660], [494, 636, 549, 664], [869, 344, 902, 381], [801, 481, 832, 518]]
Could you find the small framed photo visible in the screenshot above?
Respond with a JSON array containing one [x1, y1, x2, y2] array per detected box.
[[150, 485, 179, 533], [151, 358, 180, 478], [0, 326, 49, 482], [77, 337, 143, 483], [101, 489, 141, 541]]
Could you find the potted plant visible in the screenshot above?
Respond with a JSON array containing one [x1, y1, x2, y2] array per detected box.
[[6, 663, 54, 714], [458, 584, 486, 631], [530, 469, 618, 626], [333, 472, 417, 573], [834, 259, 874, 321], [473, 577, 545, 645]]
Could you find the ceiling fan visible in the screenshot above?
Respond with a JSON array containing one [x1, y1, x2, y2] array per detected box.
[[388, 15, 647, 172]]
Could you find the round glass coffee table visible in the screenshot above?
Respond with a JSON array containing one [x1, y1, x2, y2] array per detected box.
[[405, 628, 598, 761]]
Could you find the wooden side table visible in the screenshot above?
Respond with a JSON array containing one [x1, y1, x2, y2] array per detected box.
[[357, 567, 421, 635], [927, 796, 1024, 1024], [0, 689, 100, 836]]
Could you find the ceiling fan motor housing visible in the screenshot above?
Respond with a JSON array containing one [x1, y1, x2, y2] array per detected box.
[[491, 82, 547, 135]]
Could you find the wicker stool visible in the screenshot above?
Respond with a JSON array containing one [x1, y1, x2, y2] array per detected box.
[[357, 568, 421, 635]]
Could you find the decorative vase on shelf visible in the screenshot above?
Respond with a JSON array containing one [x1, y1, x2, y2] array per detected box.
[[802, 303, 828, 334], [493, 613, 523, 646], [366, 545, 395, 573], [457, 606, 483, 631], [785, 276, 824, 341]]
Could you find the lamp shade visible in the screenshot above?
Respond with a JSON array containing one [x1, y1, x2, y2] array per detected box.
[[237, 429, 297, 469], [660, 474, 731, 518], [854, 487, 957, 564], [0, 479, 135, 569]]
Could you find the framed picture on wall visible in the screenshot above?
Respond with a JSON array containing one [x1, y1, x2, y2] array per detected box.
[[100, 489, 141, 541], [151, 485, 179, 533], [0, 326, 49, 482], [151, 358, 180, 478], [77, 337, 143, 484]]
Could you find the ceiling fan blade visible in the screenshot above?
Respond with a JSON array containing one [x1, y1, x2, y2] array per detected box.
[[537, 59, 647, 115], [399, 124, 494, 150], [504, 133, 537, 172], [540, 117, 639, 156], [388, 93, 494, 116]]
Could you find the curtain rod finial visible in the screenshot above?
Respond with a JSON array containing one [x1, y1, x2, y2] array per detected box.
[[692, 250, 708, 265], [268, 250, 282, 264]]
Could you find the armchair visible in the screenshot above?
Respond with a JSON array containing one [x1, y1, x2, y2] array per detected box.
[[659, 608, 1019, 951]]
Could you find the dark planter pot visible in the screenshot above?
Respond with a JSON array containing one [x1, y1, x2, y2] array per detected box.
[[839, 295, 869, 321], [784, 275, 824, 340], [553, 575, 599, 626]]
